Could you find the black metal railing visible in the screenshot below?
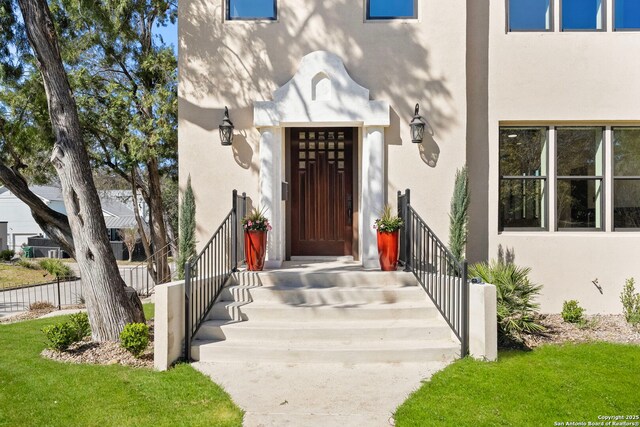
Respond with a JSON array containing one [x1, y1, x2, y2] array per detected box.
[[184, 190, 247, 360], [122, 239, 177, 297], [398, 189, 469, 356]]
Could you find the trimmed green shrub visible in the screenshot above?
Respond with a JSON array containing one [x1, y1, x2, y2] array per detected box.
[[69, 312, 91, 340], [120, 323, 150, 357], [469, 260, 545, 344], [42, 312, 91, 351], [38, 259, 73, 277], [562, 300, 585, 324], [620, 278, 640, 327], [42, 323, 77, 351], [0, 249, 15, 261]]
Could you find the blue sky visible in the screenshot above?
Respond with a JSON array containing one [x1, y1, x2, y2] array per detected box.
[[154, 20, 177, 55]]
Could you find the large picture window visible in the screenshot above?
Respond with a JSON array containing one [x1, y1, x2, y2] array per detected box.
[[508, 0, 552, 31], [499, 127, 548, 230], [227, 0, 276, 20], [556, 127, 604, 230], [562, 0, 604, 30], [615, 0, 640, 30], [367, 0, 417, 20], [613, 128, 640, 229]]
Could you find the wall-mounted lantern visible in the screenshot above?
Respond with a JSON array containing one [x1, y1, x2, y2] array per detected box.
[[219, 106, 234, 146], [410, 103, 426, 144]]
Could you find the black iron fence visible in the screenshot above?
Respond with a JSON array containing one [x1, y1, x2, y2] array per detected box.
[[184, 190, 247, 360], [398, 189, 469, 356], [0, 242, 177, 314], [0, 276, 83, 313]]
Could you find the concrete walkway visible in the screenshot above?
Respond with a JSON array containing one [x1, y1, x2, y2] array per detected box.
[[193, 360, 446, 426]]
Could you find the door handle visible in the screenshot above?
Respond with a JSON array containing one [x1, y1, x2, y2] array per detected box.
[[347, 195, 353, 223]]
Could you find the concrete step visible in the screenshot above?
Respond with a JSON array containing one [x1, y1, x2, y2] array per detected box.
[[191, 338, 460, 363], [257, 271, 418, 289], [195, 318, 452, 341], [208, 301, 250, 321], [238, 301, 438, 322], [218, 284, 261, 303], [247, 285, 426, 305]]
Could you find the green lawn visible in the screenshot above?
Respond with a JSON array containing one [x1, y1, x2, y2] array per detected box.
[[0, 263, 54, 289], [395, 343, 640, 426], [0, 305, 243, 427]]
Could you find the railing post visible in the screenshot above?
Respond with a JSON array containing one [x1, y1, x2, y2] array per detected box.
[[402, 189, 412, 272], [56, 276, 61, 310], [184, 261, 192, 361], [461, 260, 469, 356], [232, 190, 238, 271]]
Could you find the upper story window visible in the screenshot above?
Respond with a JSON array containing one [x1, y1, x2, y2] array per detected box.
[[562, 0, 604, 30], [508, 0, 552, 31], [227, 0, 276, 20], [615, 0, 640, 30], [366, 0, 417, 20]]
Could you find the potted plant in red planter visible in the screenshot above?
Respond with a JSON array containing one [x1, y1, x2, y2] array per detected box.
[[242, 207, 272, 271], [374, 205, 404, 271]]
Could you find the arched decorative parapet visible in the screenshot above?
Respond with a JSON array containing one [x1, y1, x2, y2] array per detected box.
[[254, 51, 390, 127]]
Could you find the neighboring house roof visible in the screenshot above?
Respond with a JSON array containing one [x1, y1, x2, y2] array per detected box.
[[1, 185, 145, 230], [101, 198, 137, 218], [104, 215, 139, 229], [29, 185, 64, 203]]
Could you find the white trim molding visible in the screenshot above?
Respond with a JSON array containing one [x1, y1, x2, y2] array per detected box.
[[253, 51, 390, 266]]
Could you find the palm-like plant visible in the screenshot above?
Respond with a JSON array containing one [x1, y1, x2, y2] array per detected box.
[[470, 260, 545, 344]]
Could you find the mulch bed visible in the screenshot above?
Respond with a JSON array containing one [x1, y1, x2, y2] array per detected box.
[[0, 305, 85, 324], [41, 321, 155, 369], [520, 313, 640, 349]]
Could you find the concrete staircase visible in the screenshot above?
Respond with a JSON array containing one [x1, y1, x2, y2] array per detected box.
[[190, 266, 460, 364]]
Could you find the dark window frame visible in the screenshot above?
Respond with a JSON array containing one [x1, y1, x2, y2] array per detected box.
[[507, 0, 555, 32], [560, 0, 607, 32], [365, 0, 418, 20], [499, 126, 550, 232], [612, 127, 640, 230], [555, 126, 605, 231], [613, 0, 640, 31], [226, 0, 278, 21]]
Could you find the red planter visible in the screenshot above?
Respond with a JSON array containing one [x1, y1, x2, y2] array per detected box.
[[245, 230, 267, 271], [377, 230, 399, 271]]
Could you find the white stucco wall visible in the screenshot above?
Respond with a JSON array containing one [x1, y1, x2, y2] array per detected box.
[[487, 1, 640, 313], [179, 0, 469, 261]]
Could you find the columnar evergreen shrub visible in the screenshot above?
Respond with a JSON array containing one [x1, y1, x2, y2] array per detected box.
[[448, 166, 469, 263], [178, 176, 196, 279]]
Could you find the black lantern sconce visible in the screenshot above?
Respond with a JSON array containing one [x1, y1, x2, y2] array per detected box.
[[410, 103, 426, 144], [219, 106, 234, 146]]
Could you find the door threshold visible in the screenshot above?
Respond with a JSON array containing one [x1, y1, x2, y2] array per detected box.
[[290, 256, 355, 262]]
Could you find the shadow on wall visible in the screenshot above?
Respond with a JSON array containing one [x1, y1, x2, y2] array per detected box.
[[497, 244, 516, 265], [180, 0, 455, 147], [419, 120, 440, 168]]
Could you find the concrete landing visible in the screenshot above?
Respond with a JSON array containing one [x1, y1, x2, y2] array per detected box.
[[193, 360, 446, 427]]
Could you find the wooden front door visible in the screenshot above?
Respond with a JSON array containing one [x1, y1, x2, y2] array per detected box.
[[290, 128, 354, 256]]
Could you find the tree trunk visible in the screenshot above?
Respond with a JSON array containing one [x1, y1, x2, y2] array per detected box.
[[164, 209, 178, 259], [0, 161, 75, 257], [147, 158, 171, 283], [18, 0, 144, 340]]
